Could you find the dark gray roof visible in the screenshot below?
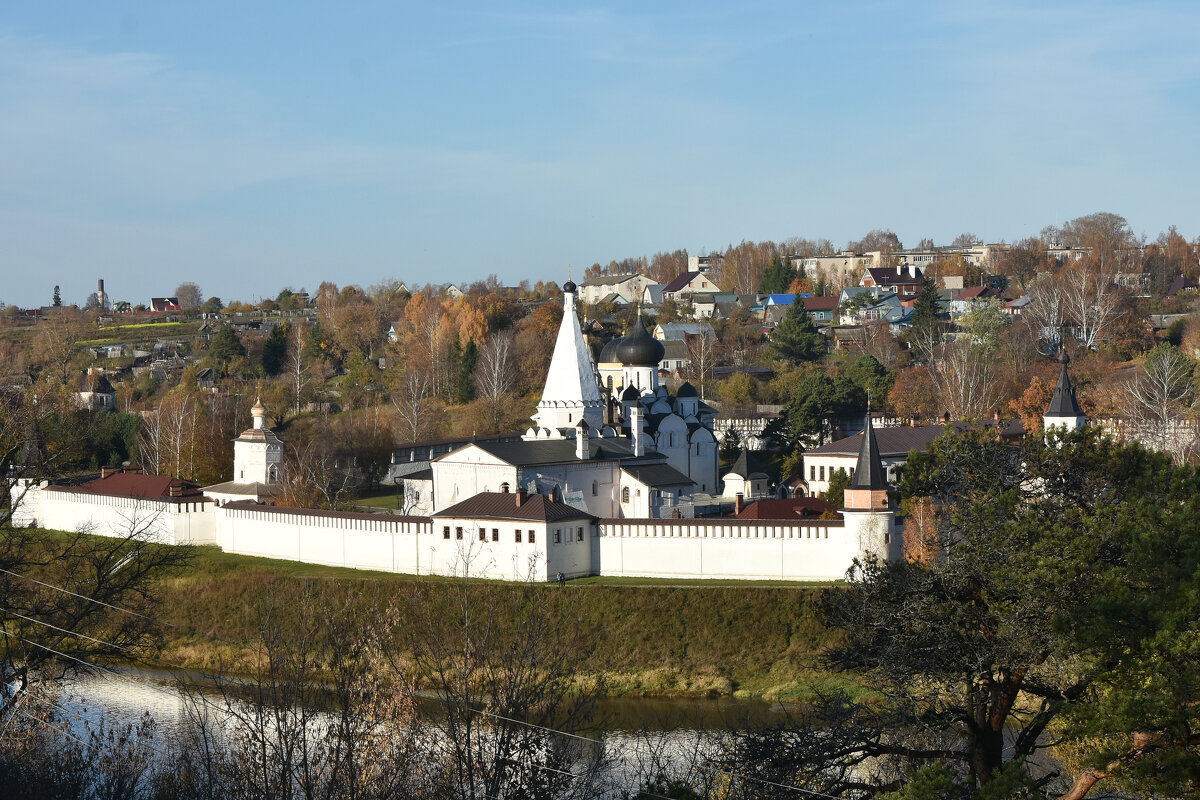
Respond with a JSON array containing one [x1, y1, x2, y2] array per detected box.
[[807, 420, 1025, 458], [1046, 350, 1083, 417], [725, 450, 779, 483], [433, 491, 595, 522], [616, 319, 665, 366], [580, 272, 640, 287], [444, 437, 664, 468], [622, 463, 694, 488], [850, 415, 887, 490], [598, 337, 622, 363]]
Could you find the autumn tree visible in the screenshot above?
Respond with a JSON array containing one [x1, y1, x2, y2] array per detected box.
[[997, 237, 1056, 291], [174, 282, 203, 310], [888, 365, 940, 421], [648, 248, 688, 283]]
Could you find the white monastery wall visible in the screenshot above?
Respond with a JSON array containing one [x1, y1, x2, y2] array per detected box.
[[596, 519, 862, 581], [33, 487, 214, 546]]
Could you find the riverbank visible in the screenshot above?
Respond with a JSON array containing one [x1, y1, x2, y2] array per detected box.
[[28, 529, 855, 701]]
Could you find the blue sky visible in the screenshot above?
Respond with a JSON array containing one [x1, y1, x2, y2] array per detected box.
[[1, 2, 1197, 307]]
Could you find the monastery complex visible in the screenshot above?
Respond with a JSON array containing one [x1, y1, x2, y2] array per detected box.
[[9, 282, 1087, 582]]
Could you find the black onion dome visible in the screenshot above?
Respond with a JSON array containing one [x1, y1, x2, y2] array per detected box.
[[615, 321, 665, 367], [598, 337, 622, 363], [621, 384, 641, 401], [563, 279, 578, 293], [676, 381, 698, 398]]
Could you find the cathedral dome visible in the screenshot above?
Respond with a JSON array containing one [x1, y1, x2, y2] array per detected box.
[[598, 337, 622, 364], [616, 321, 665, 367]]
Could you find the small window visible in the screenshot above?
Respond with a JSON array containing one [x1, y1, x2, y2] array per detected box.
[[515, 530, 522, 543], [576, 528, 584, 542], [621, 487, 630, 503], [810, 465, 815, 480], [553, 530, 562, 544], [528, 531, 535, 544], [443, 526, 450, 540], [592, 481, 598, 496], [492, 528, 499, 542], [819, 465, 825, 481], [479, 529, 487, 542], [456, 527, 463, 540]]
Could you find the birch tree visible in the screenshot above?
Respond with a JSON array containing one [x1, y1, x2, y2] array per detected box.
[[1121, 343, 1196, 463], [475, 331, 516, 429]]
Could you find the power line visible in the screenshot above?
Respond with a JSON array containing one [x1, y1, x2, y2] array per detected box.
[[2, 572, 842, 798]]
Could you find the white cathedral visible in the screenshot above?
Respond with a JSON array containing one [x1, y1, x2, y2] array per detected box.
[[422, 279, 719, 520]]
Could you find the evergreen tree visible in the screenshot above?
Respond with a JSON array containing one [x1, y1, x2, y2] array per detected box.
[[719, 427, 742, 465], [262, 323, 288, 376], [906, 276, 941, 354], [824, 467, 850, 508], [208, 324, 246, 364], [768, 302, 825, 364], [759, 255, 792, 294], [52, 285, 61, 307], [455, 337, 478, 404]]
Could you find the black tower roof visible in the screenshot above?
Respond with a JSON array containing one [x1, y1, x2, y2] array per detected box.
[[849, 413, 887, 490], [1046, 349, 1083, 417]]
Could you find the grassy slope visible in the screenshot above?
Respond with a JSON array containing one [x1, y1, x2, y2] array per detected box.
[[148, 544, 850, 701]]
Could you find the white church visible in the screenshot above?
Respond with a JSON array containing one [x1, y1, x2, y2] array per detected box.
[[14, 279, 1060, 582]]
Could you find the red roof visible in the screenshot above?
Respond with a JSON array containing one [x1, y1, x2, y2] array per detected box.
[[63, 471, 204, 500], [955, 285, 991, 300], [802, 296, 839, 311], [433, 491, 594, 523], [662, 271, 701, 293], [737, 497, 838, 520]]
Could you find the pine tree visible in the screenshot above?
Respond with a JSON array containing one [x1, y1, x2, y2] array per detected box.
[[208, 324, 246, 364], [262, 323, 288, 376], [906, 277, 941, 355], [455, 338, 478, 403], [769, 302, 825, 364], [759, 255, 792, 294], [52, 285, 61, 307]]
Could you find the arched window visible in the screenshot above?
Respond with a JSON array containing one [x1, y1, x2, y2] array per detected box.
[[621, 487, 630, 503]]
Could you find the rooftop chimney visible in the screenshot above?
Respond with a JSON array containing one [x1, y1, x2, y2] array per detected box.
[[500, 482, 510, 493], [100, 465, 116, 479], [515, 488, 528, 507], [576, 420, 589, 460], [630, 404, 645, 457], [735, 493, 744, 515]]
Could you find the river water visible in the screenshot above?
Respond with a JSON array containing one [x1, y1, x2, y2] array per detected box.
[[48, 666, 785, 790]]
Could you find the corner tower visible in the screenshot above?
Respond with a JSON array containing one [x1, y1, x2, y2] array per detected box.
[[1043, 349, 1085, 432], [841, 413, 898, 562], [525, 280, 605, 439], [842, 413, 889, 512]]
